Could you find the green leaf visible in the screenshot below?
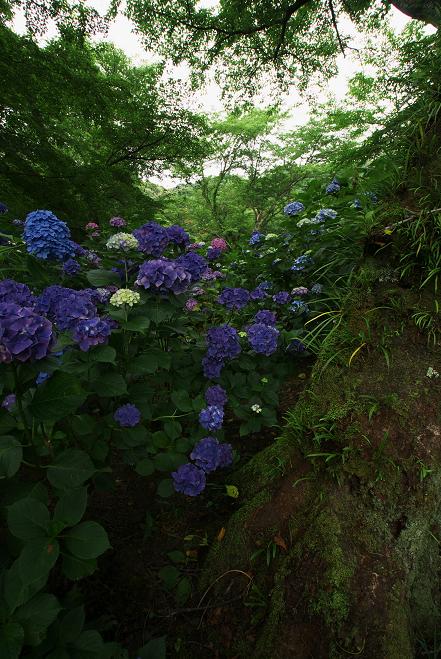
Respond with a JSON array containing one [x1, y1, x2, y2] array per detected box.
[[3, 560, 47, 613], [73, 630, 104, 652], [129, 353, 159, 374], [159, 565, 180, 590], [164, 420, 181, 440], [0, 436, 22, 478], [47, 450, 95, 490], [135, 458, 154, 476], [88, 345, 117, 363], [58, 606, 85, 644], [86, 269, 120, 287], [170, 390, 193, 412], [153, 453, 174, 472], [7, 498, 50, 540], [175, 577, 191, 605], [124, 316, 151, 331], [14, 594, 60, 646], [62, 554, 97, 581], [18, 538, 59, 586], [157, 479, 174, 498], [64, 521, 110, 559], [0, 622, 24, 659], [90, 373, 127, 397], [137, 637, 166, 659], [30, 373, 86, 422], [167, 550, 186, 564], [54, 487, 88, 528]]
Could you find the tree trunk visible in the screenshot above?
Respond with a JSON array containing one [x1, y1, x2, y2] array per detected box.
[[391, 0, 441, 26], [199, 260, 441, 658]]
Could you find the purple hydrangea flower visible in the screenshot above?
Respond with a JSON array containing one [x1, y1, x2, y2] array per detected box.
[[199, 405, 224, 431], [272, 291, 290, 304], [12, 219, 24, 227], [291, 255, 312, 272], [0, 280, 36, 308], [133, 222, 169, 256], [207, 247, 222, 261], [218, 288, 250, 311], [185, 298, 199, 311], [114, 403, 141, 427], [254, 309, 277, 326], [201, 268, 224, 281], [211, 238, 227, 252], [0, 303, 54, 363], [63, 258, 81, 277], [37, 286, 97, 331], [110, 216, 126, 228], [191, 286, 205, 297], [203, 324, 241, 379], [249, 232, 263, 246], [172, 463, 206, 496], [73, 317, 112, 351], [205, 385, 227, 407], [326, 178, 340, 194], [0, 202, 8, 214], [287, 339, 306, 353], [291, 286, 309, 296], [283, 201, 305, 216], [85, 250, 101, 267], [1, 394, 16, 410], [190, 437, 233, 473], [176, 252, 208, 282], [250, 287, 268, 301], [187, 242, 205, 250], [36, 371, 50, 385], [136, 258, 192, 294], [23, 210, 75, 261], [247, 323, 279, 356], [166, 225, 190, 246]]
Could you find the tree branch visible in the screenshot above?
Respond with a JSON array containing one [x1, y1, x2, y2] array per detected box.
[[328, 0, 345, 57]]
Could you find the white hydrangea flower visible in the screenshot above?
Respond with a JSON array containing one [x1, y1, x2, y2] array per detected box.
[[238, 331, 247, 338], [106, 232, 139, 251], [265, 233, 278, 239], [110, 288, 141, 307], [426, 366, 440, 379], [251, 404, 262, 413]]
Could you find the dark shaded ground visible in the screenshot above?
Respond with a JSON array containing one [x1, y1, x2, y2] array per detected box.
[[83, 365, 313, 656]]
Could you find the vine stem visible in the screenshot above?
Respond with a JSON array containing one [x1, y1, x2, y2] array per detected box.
[[12, 364, 31, 442]]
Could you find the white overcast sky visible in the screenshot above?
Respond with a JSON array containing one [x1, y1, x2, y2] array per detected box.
[[11, 1, 415, 186]]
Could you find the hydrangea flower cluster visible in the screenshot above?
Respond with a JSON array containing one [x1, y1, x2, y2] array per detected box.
[[201, 268, 224, 281], [176, 252, 208, 281], [311, 283, 322, 294], [37, 286, 97, 331], [114, 403, 141, 427], [287, 339, 306, 353], [291, 286, 309, 296], [291, 254, 312, 271], [202, 324, 241, 379], [106, 233, 139, 251], [36, 371, 50, 385], [85, 250, 101, 267], [1, 393, 16, 410], [190, 437, 233, 473], [249, 231, 263, 246], [63, 258, 81, 277], [135, 258, 192, 294], [166, 225, 190, 246], [247, 323, 279, 356], [85, 222, 99, 231], [218, 287, 250, 311], [205, 385, 228, 407], [23, 210, 75, 261], [273, 291, 290, 304], [133, 222, 169, 256], [185, 298, 199, 311], [206, 246, 222, 261], [199, 405, 224, 431], [110, 289, 141, 307], [254, 309, 277, 326], [210, 238, 227, 251], [290, 300, 309, 314], [187, 241, 205, 250], [109, 216, 126, 228], [0, 303, 54, 363], [0, 280, 36, 307], [73, 317, 113, 351], [283, 201, 305, 216], [315, 208, 337, 222], [250, 286, 268, 301], [326, 178, 340, 194], [0, 202, 8, 214]]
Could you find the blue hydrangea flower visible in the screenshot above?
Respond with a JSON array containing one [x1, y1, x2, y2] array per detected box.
[[176, 252, 208, 281], [291, 254, 312, 271], [73, 317, 112, 351], [133, 222, 169, 256], [353, 199, 363, 210], [0, 303, 54, 363], [166, 224, 190, 246], [23, 210, 75, 261], [114, 403, 141, 427], [287, 339, 306, 353], [37, 286, 97, 331], [0, 202, 8, 214], [247, 323, 279, 356], [110, 216, 126, 228], [218, 287, 250, 311], [315, 208, 337, 222], [249, 232, 264, 246], [0, 280, 36, 308], [311, 283, 322, 295], [172, 463, 206, 496], [206, 246, 222, 261], [36, 371, 50, 385], [136, 258, 192, 294], [190, 437, 233, 473], [205, 385, 228, 407], [283, 201, 305, 216], [250, 286, 268, 301], [202, 324, 241, 379], [364, 191, 378, 204], [199, 405, 224, 431], [63, 258, 81, 276], [1, 393, 16, 410], [272, 291, 290, 304], [326, 178, 340, 194], [254, 309, 277, 326], [290, 300, 309, 314]]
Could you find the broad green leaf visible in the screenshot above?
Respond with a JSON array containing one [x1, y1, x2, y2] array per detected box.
[[47, 450, 95, 490], [30, 373, 86, 421], [73, 630, 104, 652], [170, 390, 193, 412], [159, 565, 180, 590], [157, 479, 174, 498], [64, 521, 110, 559], [124, 316, 151, 331], [0, 622, 24, 659], [18, 538, 59, 586], [7, 498, 50, 540], [129, 353, 159, 374], [58, 606, 85, 644], [88, 345, 117, 363], [175, 577, 191, 605], [135, 458, 154, 476], [90, 373, 127, 397], [86, 269, 119, 287], [0, 436, 22, 478], [164, 420, 182, 440], [137, 637, 166, 659], [14, 593, 60, 646], [54, 487, 88, 528], [62, 554, 97, 581]]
